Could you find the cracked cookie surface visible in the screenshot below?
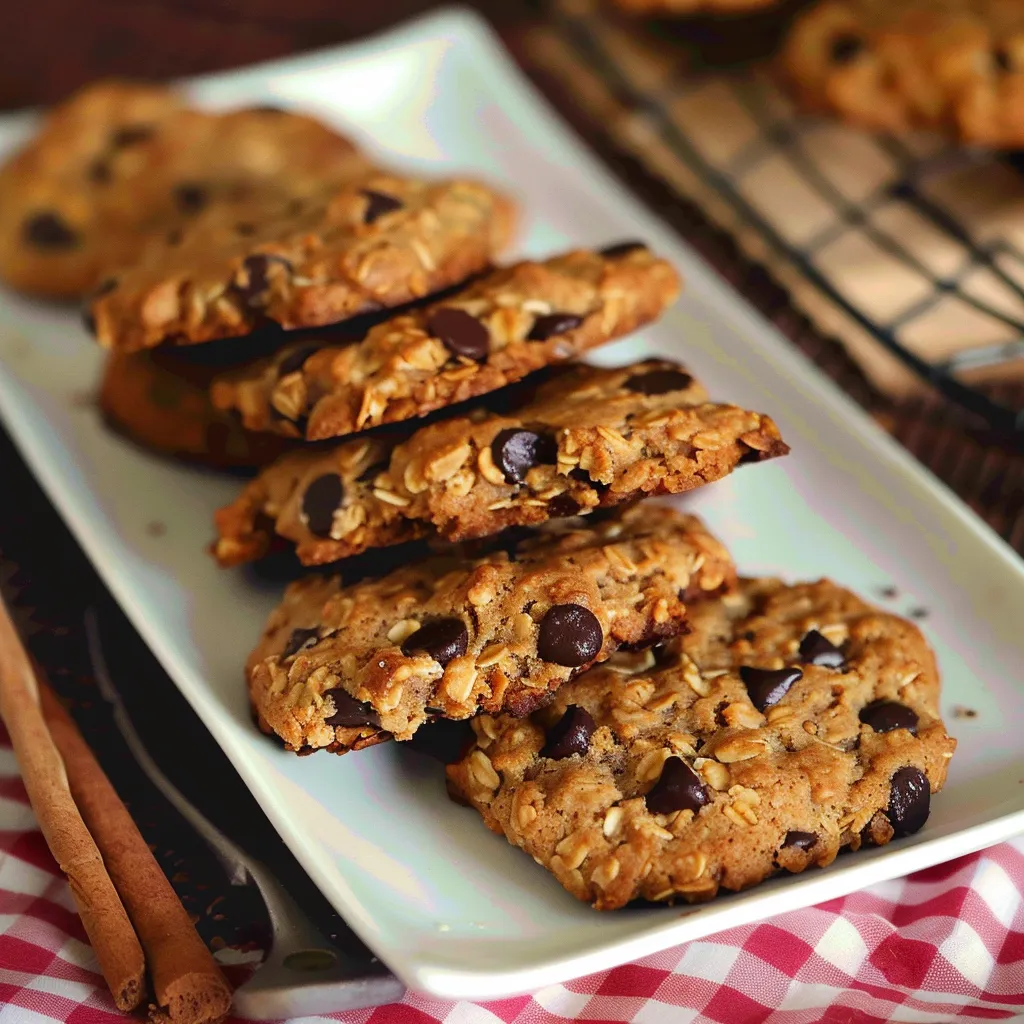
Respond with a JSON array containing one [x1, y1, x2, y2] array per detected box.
[[447, 577, 956, 910], [89, 172, 515, 351], [212, 358, 787, 567], [781, 0, 1024, 144], [247, 503, 734, 753], [0, 80, 371, 298], [210, 244, 681, 441]]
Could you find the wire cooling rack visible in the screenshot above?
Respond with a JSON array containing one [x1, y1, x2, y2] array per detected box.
[[538, 0, 1024, 441]]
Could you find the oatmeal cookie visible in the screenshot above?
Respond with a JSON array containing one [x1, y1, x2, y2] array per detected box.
[[247, 503, 734, 753], [448, 577, 956, 910], [781, 0, 1024, 144], [210, 244, 681, 441], [88, 173, 516, 351], [212, 358, 787, 566], [98, 349, 297, 470], [0, 80, 371, 297]]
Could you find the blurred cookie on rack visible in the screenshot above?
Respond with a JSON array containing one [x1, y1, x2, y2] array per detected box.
[[781, 0, 1024, 145]]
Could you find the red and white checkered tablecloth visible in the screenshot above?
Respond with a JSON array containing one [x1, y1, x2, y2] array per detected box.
[[2, 734, 1023, 1024]]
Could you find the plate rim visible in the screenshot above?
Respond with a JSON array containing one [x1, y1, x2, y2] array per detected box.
[[0, 6, 1023, 1000]]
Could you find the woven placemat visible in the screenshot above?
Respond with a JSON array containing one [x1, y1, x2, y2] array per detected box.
[[513, 1, 1024, 551]]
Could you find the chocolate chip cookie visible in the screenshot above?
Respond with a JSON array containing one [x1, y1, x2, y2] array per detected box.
[[0, 80, 371, 298], [88, 173, 516, 351], [781, 0, 1024, 144], [212, 358, 788, 567], [246, 503, 734, 753], [98, 349, 298, 470], [613, 0, 778, 14], [211, 244, 681, 441], [448, 577, 956, 910]]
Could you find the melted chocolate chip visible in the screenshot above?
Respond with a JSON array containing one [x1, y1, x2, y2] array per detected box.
[[798, 629, 846, 668], [234, 253, 290, 308], [427, 308, 489, 362], [527, 313, 583, 341], [783, 830, 817, 851], [88, 159, 111, 183], [624, 367, 694, 395], [887, 766, 930, 837], [739, 665, 802, 712], [282, 626, 321, 659], [174, 182, 208, 213], [645, 757, 709, 815], [547, 495, 581, 518], [111, 124, 154, 147], [830, 34, 865, 63], [491, 429, 557, 484], [361, 189, 403, 224], [599, 240, 647, 259], [541, 705, 596, 760], [537, 604, 603, 667], [23, 211, 78, 248], [401, 618, 468, 666], [860, 700, 918, 735], [277, 344, 319, 378], [322, 688, 381, 729], [300, 473, 344, 537]]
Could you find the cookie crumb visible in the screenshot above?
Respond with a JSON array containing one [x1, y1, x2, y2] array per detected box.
[[146, 521, 166, 537], [878, 585, 898, 599], [952, 706, 977, 719], [909, 607, 929, 620]]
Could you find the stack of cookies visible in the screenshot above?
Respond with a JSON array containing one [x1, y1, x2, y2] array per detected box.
[[0, 80, 955, 912]]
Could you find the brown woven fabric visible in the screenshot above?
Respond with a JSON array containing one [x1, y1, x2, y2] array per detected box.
[[512, 5, 1024, 552]]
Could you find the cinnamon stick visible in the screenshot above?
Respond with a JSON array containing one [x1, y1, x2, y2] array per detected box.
[[0, 597, 146, 1011], [38, 682, 232, 1024]]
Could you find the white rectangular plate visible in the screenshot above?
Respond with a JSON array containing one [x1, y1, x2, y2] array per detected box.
[[0, 9, 1023, 1001]]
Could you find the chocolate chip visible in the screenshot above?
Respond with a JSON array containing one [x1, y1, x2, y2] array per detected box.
[[277, 344, 319, 378], [599, 240, 647, 259], [88, 159, 111, 183], [624, 367, 694, 395], [23, 211, 78, 248], [111, 124, 154, 147], [322, 687, 381, 729], [830, 34, 864, 63], [782, 830, 817, 850], [527, 313, 583, 341], [995, 47, 1014, 72], [739, 666, 802, 712], [887, 766, 930, 837], [537, 604, 603, 667], [547, 495, 581, 518], [361, 189, 403, 224], [427, 308, 489, 362], [798, 629, 846, 668], [860, 700, 918, 735], [407, 718, 474, 763], [401, 618, 468, 666], [282, 626, 321, 659], [491, 429, 557, 484], [174, 182, 208, 213], [541, 705, 596, 760], [300, 474, 344, 537], [645, 757, 709, 815], [233, 254, 289, 308]]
